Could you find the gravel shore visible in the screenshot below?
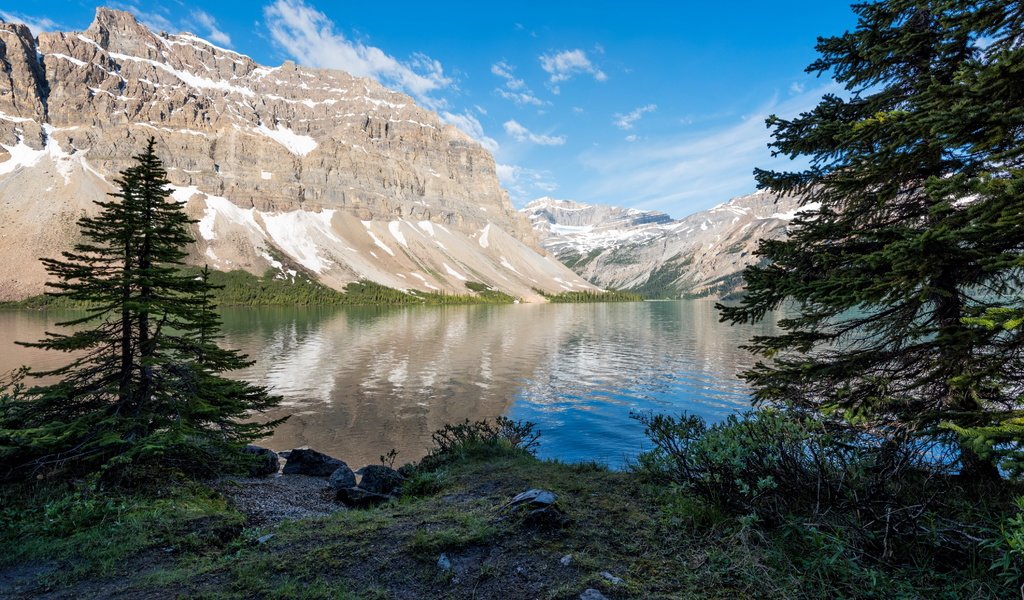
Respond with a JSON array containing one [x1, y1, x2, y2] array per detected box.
[[212, 474, 345, 526]]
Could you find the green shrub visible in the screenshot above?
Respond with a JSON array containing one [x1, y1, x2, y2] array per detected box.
[[989, 496, 1024, 588], [419, 417, 540, 469], [633, 409, 1012, 570]]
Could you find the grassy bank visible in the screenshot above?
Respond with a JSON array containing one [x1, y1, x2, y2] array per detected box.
[[2, 415, 1018, 599]]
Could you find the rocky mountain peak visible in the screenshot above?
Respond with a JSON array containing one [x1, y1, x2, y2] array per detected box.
[[0, 9, 596, 301], [524, 191, 803, 298]]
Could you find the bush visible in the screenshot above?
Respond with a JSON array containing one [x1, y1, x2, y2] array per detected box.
[[989, 496, 1024, 589], [633, 409, 1011, 569], [419, 417, 540, 469]]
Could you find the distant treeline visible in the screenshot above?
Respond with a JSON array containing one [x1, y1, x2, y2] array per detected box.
[[536, 288, 643, 303], [0, 269, 521, 308], [2, 269, 650, 309]]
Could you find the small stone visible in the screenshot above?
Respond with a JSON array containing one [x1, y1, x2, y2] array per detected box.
[[256, 534, 274, 544], [560, 554, 573, 566], [503, 488, 558, 511], [358, 465, 404, 495], [580, 590, 609, 600], [437, 553, 452, 571], [282, 448, 346, 477], [327, 465, 357, 490], [600, 571, 624, 585]]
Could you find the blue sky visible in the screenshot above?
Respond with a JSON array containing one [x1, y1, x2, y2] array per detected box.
[[0, 1, 857, 217]]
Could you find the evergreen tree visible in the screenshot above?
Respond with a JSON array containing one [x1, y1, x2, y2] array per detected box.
[[719, 1, 1024, 479], [0, 139, 283, 481]]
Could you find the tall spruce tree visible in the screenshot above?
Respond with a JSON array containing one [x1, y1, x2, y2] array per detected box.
[[0, 139, 283, 481], [719, 1, 1024, 479]]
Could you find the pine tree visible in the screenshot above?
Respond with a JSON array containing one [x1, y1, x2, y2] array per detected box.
[[0, 139, 283, 481], [719, 1, 1024, 479]]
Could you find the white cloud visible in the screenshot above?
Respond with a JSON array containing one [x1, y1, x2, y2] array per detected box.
[[0, 10, 59, 34], [789, 81, 805, 94], [191, 10, 232, 47], [539, 49, 607, 88], [263, 0, 452, 107], [491, 60, 547, 106], [578, 83, 842, 213], [625, 134, 638, 143], [496, 89, 545, 106], [496, 163, 558, 204], [440, 111, 499, 153], [503, 120, 566, 146], [613, 104, 656, 130], [491, 61, 524, 89]]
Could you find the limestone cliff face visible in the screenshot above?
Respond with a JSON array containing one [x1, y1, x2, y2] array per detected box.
[[523, 191, 806, 298], [0, 9, 594, 301]]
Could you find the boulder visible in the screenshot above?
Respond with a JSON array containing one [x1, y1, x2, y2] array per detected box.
[[580, 590, 609, 600], [336, 486, 392, 508], [359, 465, 404, 495], [282, 448, 346, 477], [328, 465, 357, 490], [242, 445, 280, 477]]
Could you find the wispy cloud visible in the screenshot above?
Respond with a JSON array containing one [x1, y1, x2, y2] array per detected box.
[[440, 111, 499, 153], [504, 120, 566, 146], [191, 10, 232, 47], [613, 104, 656, 130], [578, 83, 841, 213], [491, 61, 524, 89], [539, 49, 606, 93], [491, 61, 546, 106], [496, 89, 546, 106], [0, 10, 59, 34], [263, 0, 452, 108], [497, 163, 558, 204]]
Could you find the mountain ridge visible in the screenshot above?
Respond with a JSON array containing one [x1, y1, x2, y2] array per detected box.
[[0, 9, 598, 302], [522, 191, 806, 298]]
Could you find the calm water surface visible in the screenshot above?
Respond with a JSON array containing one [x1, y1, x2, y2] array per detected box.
[[0, 301, 781, 468]]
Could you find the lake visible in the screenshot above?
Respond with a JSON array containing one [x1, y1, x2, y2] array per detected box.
[[0, 300, 781, 468]]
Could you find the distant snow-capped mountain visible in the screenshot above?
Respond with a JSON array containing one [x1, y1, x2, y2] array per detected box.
[[521, 191, 808, 298]]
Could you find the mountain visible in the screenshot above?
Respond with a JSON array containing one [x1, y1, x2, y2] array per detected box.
[[522, 191, 806, 298], [0, 9, 597, 302]]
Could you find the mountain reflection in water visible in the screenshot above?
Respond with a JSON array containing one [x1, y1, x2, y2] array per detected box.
[[0, 300, 781, 468]]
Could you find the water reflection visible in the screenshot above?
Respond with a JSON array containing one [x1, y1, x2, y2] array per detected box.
[[0, 301, 781, 468]]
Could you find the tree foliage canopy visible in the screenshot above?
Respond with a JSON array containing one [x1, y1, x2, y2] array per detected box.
[[0, 139, 283, 482], [719, 1, 1024, 477]]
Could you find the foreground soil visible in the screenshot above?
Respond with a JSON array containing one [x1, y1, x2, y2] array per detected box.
[[0, 452, 1009, 599]]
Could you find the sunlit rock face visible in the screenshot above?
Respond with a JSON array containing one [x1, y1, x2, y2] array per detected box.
[[523, 191, 806, 298], [0, 9, 596, 301]]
